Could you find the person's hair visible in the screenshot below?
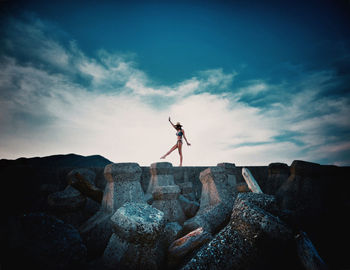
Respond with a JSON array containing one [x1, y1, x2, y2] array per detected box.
[[175, 124, 182, 130]]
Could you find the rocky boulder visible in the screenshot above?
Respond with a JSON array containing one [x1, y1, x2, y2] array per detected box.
[[67, 168, 103, 203], [182, 193, 300, 270], [265, 162, 289, 194], [168, 227, 212, 269], [103, 202, 165, 269], [6, 212, 87, 270]]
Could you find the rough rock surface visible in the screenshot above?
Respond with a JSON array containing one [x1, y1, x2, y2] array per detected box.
[[80, 163, 146, 260], [147, 162, 175, 194], [168, 227, 212, 269], [79, 210, 114, 260], [6, 212, 87, 270], [67, 168, 103, 203], [47, 185, 87, 227], [47, 185, 86, 212], [162, 222, 183, 247], [296, 231, 328, 270], [182, 193, 299, 270], [103, 202, 165, 269], [102, 162, 145, 213], [217, 162, 237, 188], [152, 185, 186, 224], [264, 162, 290, 194], [183, 166, 236, 234], [178, 195, 199, 218]]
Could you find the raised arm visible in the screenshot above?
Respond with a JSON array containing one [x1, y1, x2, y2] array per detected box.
[[182, 129, 191, 146], [168, 117, 177, 130]]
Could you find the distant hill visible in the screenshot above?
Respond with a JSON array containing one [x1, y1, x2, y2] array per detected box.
[[0, 153, 113, 168], [0, 153, 112, 216]]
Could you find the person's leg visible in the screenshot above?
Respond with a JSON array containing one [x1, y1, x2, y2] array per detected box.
[[178, 141, 183, 166], [161, 144, 178, 159]]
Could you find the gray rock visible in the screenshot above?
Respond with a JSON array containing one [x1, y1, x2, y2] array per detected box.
[[178, 182, 193, 195], [296, 231, 328, 270], [147, 162, 175, 194], [103, 202, 166, 269], [276, 160, 325, 224], [183, 166, 236, 234], [168, 227, 212, 269], [178, 195, 199, 218], [67, 168, 96, 185], [217, 162, 237, 188], [67, 168, 103, 203], [265, 162, 289, 194], [79, 210, 114, 260], [47, 185, 86, 212], [152, 185, 186, 224], [110, 202, 165, 244], [102, 162, 145, 213], [182, 193, 297, 270], [8, 212, 87, 270], [80, 163, 146, 259], [162, 222, 183, 247]]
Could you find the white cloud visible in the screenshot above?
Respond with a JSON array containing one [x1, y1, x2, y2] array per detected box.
[[1, 16, 349, 166]]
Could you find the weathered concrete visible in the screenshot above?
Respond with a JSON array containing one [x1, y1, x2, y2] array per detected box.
[[102, 162, 145, 213], [183, 166, 237, 234], [182, 193, 299, 270], [217, 162, 237, 188], [264, 162, 290, 194], [296, 231, 328, 270], [168, 227, 212, 269], [80, 162, 145, 259], [147, 162, 176, 195], [47, 185, 87, 227], [152, 185, 186, 224], [67, 168, 103, 203], [103, 202, 165, 269], [7, 213, 87, 270], [242, 167, 263, 193]]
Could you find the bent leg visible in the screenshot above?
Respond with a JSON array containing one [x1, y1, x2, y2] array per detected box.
[[161, 144, 178, 159]]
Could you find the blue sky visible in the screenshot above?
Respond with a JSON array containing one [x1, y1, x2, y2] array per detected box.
[[0, 0, 350, 166]]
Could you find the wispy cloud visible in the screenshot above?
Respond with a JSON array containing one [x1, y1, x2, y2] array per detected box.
[[0, 15, 349, 166]]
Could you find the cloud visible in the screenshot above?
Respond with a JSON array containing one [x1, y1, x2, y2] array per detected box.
[[0, 15, 350, 166]]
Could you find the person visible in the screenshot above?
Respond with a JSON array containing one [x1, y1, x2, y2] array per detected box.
[[160, 117, 191, 166]]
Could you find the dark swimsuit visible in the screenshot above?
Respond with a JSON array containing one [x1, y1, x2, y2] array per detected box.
[[176, 130, 183, 144]]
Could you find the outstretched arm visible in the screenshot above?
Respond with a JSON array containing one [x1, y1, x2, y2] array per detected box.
[[168, 117, 176, 130], [182, 130, 191, 146]]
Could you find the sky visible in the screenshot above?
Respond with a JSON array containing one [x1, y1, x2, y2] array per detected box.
[[0, 0, 350, 166]]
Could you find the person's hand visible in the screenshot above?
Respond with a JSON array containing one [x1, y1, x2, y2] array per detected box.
[[187, 142, 191, 146], [168, 116, 171, 122]]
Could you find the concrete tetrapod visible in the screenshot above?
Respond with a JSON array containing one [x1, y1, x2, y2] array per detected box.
[[183, 166, 236, 234], [152, 185, 186, 225], [80, 162, 145, 259], [147, 162, 175, 195], [103, 202, 165, 270]]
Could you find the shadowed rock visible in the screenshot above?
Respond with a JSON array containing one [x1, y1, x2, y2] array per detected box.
[[102, 162, 145, 213], [67, 168, 103, 203], [80, 162, 145, 260], [242, 167, 263, 193], [183, 166, 237, 234], [47, 185, 87, 227], [182, 193, 299, 270], [152, 185, 186, 224], [265, 163, 289, 194], [296, 231, 328, 270], [217, 162, 237, 188], [7, 213, 87, 270], [147, 162, 175, 194], [168, 227, 212, 269]]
